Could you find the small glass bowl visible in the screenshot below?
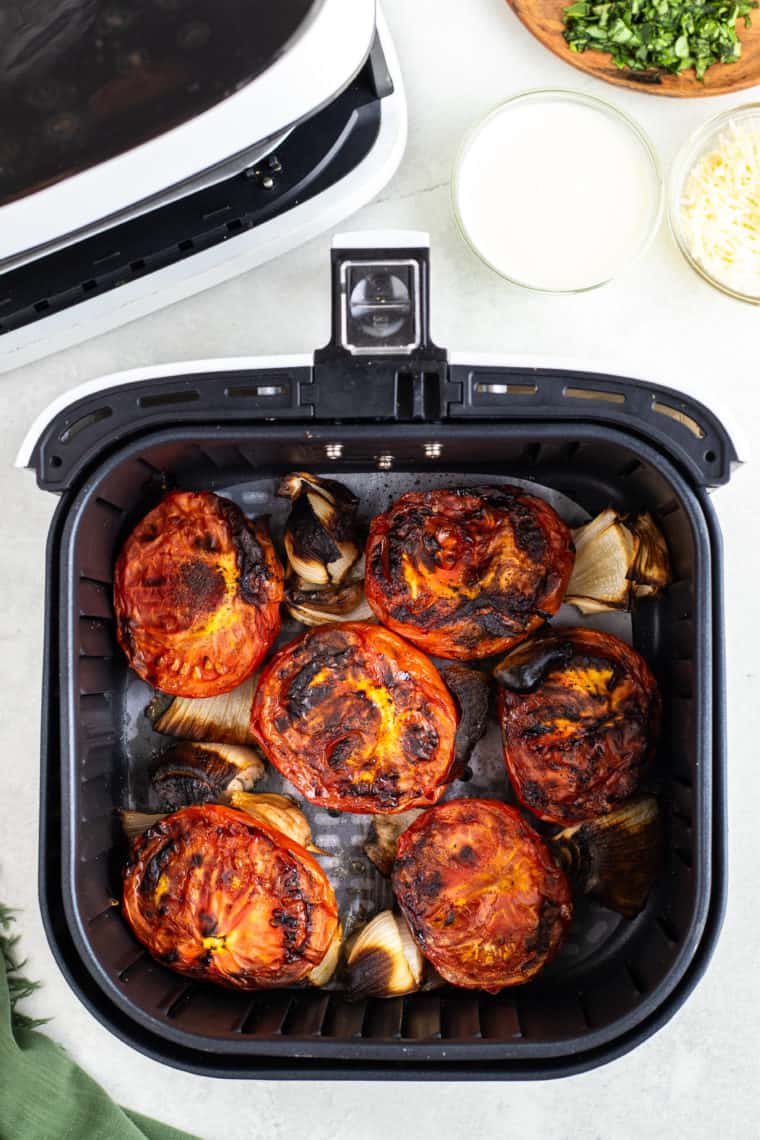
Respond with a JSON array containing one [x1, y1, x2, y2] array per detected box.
[[451, 89, 663, 295], [669, 103, 760, 305]]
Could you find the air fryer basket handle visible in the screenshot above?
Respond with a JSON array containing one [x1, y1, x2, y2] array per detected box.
[[310, 230, 452, 421], [315, 230, 442, 361], [19, 234, 740, 492], [311, 232, 739, 488]]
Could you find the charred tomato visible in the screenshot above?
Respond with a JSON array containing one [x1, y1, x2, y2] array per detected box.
[[496, 628, 661, 825], [393, 799, 572, 991], [365, 486, 574, 660], [122, 803, 338, 989], [114, 491, 283, 697], [251, 622, 458, 813]]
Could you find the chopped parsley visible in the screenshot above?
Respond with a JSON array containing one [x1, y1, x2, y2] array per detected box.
[[563, 0, 759, 81]]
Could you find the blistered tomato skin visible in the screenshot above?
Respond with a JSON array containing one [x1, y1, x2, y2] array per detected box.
[[498, 628, 661, 825], [364, 486, 575, 661], [393, 799, 572, 991], [122, 804, 338, 989], [114, 491, 283, 697], [251, 622, 458, 814]]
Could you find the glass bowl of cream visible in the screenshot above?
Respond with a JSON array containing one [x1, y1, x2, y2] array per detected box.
[[451, 89, 663, 294], [669, 104, 760, 305]]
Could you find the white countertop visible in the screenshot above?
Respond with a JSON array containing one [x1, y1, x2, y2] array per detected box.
[[2, 0, 758, 1136]]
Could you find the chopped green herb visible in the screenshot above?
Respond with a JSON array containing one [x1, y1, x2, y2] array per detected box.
[[563, 0, 758, 80]]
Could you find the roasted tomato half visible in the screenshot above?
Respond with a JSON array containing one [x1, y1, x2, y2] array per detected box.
[[114, 491, 283, 697], [393, 799, 572, 991], [251, 622, 458, 813], [496, 628, 661, 825], [122, 803, 338, 989], [364, 486, 574, 660]]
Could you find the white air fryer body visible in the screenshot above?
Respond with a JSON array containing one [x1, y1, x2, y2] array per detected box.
[[0, 2, 406, 372]]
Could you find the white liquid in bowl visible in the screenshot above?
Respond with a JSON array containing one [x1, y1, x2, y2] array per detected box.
[[454, 94, 662, 292]]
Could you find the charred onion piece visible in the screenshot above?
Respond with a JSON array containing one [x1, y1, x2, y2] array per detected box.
[[146, 675, 258, 745], [364, 810, 423, 877], [308, 922, 343, 988], [285, 564, 374, 627], [346, 910, 424, 1000], [251, 622, 458, 814], [120, 792, 321, 854], [393, 800, 572, 991], [114, 492, 283, 697], [150, 742, 264, 811], [550, 795, 663, 918], [122, 803, 338, 989], [566, 509, 672, 614], [279, 472, 361, 587], [496, 629, 661, 825], [630, 513, 672, 597], [120, 810, 165, 842], [566, 509, 635, 612], [226, 791, 321, 853], [492, 635, 574, 692], [365, 486, 574, 660], [442, 665, 490, 775]]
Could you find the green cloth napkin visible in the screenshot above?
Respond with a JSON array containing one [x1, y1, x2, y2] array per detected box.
[[0, 905, 199, 1140]]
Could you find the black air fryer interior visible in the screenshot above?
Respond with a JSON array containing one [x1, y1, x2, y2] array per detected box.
[[47, 421, 715, 1074]]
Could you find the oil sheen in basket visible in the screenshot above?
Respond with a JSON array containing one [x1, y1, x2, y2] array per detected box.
[[121, 473, 637, 984]]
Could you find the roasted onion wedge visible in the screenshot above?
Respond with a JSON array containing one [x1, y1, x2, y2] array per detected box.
[[346, 910, 424, 1000], [226, 791, 322, 853], [365, 486, 574, 660], [146, 675, 258, 745], [150, 742, 265, 812], [307, 922, 343, 988], [121, 792, 320, 853], [550, 795, 663, 918], [442, 664, 490, 775], [278, 472, 361, 587], [284, 569, 374, 627], [496, 629, 661, 825], [364, 810, 423, 877], [251, 622, 458, 814], [114, 492, 283, 697], [393, 799, 572, 991], [566, 509, 672, 614], [120, 810, 164, 842], [122, 803, 338, 989]]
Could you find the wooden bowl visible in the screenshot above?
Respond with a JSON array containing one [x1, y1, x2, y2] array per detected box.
[[506, 0, 760, 96]]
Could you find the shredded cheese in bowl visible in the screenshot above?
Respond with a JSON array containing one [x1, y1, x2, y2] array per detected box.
[[671, 107, 760, 303]]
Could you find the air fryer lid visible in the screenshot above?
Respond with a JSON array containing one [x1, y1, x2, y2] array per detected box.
[[0, 0, 321, 208]]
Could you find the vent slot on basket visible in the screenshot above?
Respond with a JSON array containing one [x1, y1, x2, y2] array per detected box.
[[652, 401, 705, 439], [402, 993, 442, 1040], [226, 384, 287, 399], [139, 390, 201, 408], [240, 995, 293, 1037], [59, 407, 112, 444], [478, 998, 522, 1040], [474, 382, 537, 397], [440, 995, 483, 1040], [564, 386, 626, 405]]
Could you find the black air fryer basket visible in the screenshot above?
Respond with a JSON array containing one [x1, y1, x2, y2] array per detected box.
[[22, 234, 738, 1079]]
